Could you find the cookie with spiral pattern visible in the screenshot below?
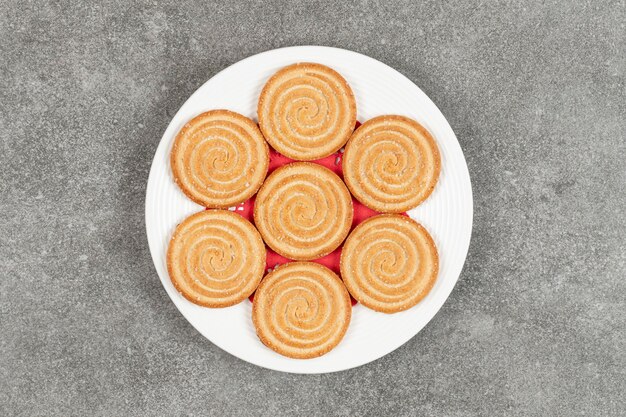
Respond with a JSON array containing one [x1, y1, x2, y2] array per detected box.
[[258, 63, 357, 160], [171, 110, 269, 208], [342, 115, 440, 213], [167, 210, 266, 308], [252, 262, 352, 359], [254, 162, 353, 261], [340, 214, 439, 313]]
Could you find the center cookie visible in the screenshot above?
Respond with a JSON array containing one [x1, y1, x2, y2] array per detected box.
[[254, 162, 353, 261]]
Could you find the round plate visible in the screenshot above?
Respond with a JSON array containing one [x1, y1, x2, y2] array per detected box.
[[145, 46, 473, 374]]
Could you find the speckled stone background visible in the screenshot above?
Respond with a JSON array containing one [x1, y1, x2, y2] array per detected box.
[[1, 0, 624, 415]]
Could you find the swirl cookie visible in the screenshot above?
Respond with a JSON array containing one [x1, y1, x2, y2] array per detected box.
[[340, 214, 438, 313], [258, 63, 357, 160], [171, 110, 269, 208], [252, 262, 352, 358], [342, 115, 440, 212], [254, 162, 353, 260], [167, 210, 266, 308]]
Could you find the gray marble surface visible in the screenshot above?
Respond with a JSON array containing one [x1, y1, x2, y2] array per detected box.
[[1, 1, 624, 416]]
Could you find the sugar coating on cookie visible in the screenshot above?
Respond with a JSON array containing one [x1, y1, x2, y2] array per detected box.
[[254, 162, 353, 260], [252, 262, 352, 359], [167, 210, 266, 308], [340, 214, 439, 313], [258, 63, 357, 160], [342, 115, 440, 213], [171, 110, 269, 208]]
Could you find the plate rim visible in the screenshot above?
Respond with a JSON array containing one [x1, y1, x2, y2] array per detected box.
[[145, 45, 474, 374]]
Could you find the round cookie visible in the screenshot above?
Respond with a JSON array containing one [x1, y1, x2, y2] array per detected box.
[[258, 63, 357, 160], [171, 110, 269, 208], [340, 214, 439, 313], [254, 162, 353, 260], [252, 262, 352, 359], [167, 210, 266, 308], [342, 115, 440, 213]]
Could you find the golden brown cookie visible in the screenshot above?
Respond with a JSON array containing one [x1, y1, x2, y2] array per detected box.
[[252, 262, 352, 359], [171, 110, 269, 208], [167, 210, 266, 308], [340, 214, 439, 313], [258, 63, 357, 160], [342, 115, 440, 213], [254, 162, 353, 260]]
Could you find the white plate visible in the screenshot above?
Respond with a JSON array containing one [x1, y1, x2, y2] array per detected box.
[[145, 46, 473, 374]]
